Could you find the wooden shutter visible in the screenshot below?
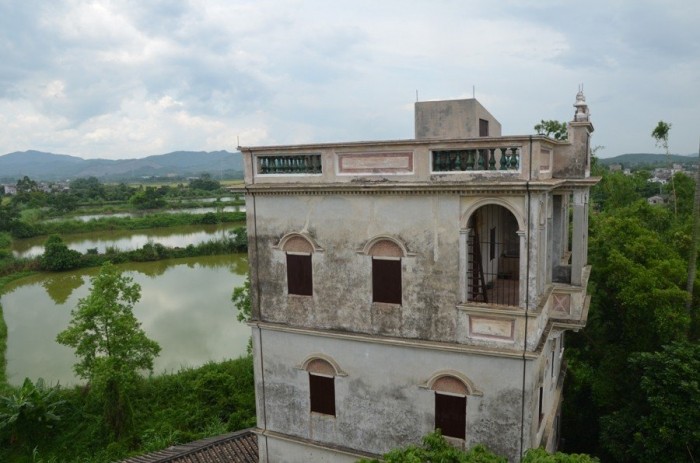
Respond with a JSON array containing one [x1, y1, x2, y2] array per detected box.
[[287, 254, 312, 295], [372, 258, 401, 304], [435, 393, 466, 439], [309, 374, 335, 415]]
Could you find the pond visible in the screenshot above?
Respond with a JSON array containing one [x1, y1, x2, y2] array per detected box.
[[1, 254, 250, 386], [12, 223, 238, 258]]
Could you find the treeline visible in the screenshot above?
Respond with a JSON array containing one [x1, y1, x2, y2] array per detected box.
[[7, 210, 245, 239], [562, 165, 700, 462], [1, 174, 239, 220]]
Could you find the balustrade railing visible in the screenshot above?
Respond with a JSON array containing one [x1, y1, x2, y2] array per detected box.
[[432, 147, 521, 172], [257, 154, 323, 174]]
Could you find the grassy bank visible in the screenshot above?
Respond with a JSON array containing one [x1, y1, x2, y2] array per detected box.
[[12, 211, 245, 238]]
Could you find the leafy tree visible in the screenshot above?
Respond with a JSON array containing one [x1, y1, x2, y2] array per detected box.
[[189, 173, 221, 191], [15, 176, 38, 194], [70, 176, 105, 200], [357, 431, 598, 463], [534, 120, 568, 140], [0, 202, 20, 232], [232, 277, 252, 354], [600, 342, 700, 463], [56, 262, 161, 439], [129, 187, 167, 210], [0, 378, 64, 451], [49, 191, 79, 214], [40, 235, 82, 271], [652, 120, 677, 216]]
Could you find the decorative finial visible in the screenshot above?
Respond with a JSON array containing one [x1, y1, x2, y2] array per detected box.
[[573, 84, 590, 122]]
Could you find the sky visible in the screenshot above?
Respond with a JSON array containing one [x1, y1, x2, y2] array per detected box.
[[0, 0, 698, 160]]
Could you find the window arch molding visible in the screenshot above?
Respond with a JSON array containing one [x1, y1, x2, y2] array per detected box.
[[461, 198, 525, 232], [274, 232, 324, 253], [297, 354, 347, 377], [358, 235, 413, 257], [422, 370, 483, 397]]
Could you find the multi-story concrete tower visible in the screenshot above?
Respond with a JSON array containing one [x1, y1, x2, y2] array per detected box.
[[240, 91, 597, 462]]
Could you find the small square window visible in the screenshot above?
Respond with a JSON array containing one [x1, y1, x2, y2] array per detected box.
[[287, 253, 312, 296], [309, 374, 335, 416], [435, 393, 466, 439], [372, 258, 401, 304]]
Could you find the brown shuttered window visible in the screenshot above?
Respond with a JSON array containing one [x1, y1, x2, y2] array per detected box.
[[309, 374, 335, 416], [372, 258, 402, 304], [435, 393, 466, 439], [287, 254, 312, 296]]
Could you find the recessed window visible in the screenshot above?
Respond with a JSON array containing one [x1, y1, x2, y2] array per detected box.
[[435, 393, 466, 439], [538, 386, 544, 425], [309, 373, 335, 416], [430, 374, 471, 440], [287, 253, 312, 296], [367, 238, 405, 305], [372, 258, 401, 304]]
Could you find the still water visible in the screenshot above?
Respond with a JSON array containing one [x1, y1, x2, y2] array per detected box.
[[47, 205, 245, 223], [12, 224, 238, 258], [1, 254, 250, 386]]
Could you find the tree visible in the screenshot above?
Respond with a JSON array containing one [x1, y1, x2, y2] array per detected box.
[[129, 187, 167, 210], [534, 120, 568, 140], [40, 235, 81, 271], [357, 431, 598, 463], [652, 121, 677, 216], [600, 342, 700, 462], [56, 262, 161, 439], [189, 173, 221, 191], [0, 202, 20, 232]]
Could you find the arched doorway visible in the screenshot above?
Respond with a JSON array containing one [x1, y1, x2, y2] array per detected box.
[[466, 204, 520, 306]]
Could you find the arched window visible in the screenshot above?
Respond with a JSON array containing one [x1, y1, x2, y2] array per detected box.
[[279, 234, 315, 296], [367, 238, 405, 304], [303, 357, 341, 416], [426, 372, 479, 440]]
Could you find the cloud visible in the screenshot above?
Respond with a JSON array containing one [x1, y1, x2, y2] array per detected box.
[[0, 0, 698, 159]]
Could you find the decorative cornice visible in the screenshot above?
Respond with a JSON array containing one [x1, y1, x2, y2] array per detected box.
[[244, 180, 572, 197]]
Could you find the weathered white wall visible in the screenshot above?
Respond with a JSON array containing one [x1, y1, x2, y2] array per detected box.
[[253, 328, 537, 461]]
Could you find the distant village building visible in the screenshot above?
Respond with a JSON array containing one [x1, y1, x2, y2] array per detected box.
[[647, 195, 666, 205], [241, 91, 598, 462], [2, 184, 17, 195]]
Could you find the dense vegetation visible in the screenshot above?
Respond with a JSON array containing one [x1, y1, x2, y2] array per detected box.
[[562, 163, 700, 462], [0, 176, 254, 462], [359, 431, 599, 462], [0, 357, 255, 462]]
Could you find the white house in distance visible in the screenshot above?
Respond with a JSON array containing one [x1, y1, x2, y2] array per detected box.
[[240, 91, 598, 462]]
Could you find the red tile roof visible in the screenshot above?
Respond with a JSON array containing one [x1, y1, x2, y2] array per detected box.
[[120, 429, 258, 463]]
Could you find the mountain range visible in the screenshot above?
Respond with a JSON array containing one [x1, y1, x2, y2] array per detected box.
[[0, 150, 244, 182], [598, 152, 698, 167]]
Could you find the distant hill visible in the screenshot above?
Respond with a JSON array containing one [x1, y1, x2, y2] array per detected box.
[[0, 150, 243, 182], [599, 153, 698, 168]]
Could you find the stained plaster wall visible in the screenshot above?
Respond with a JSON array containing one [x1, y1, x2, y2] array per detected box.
[[249, 192, 464, 342], [253, 328, 537, 462]]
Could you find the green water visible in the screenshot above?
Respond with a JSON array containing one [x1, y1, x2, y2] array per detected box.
[[1, 254, 250, 386]]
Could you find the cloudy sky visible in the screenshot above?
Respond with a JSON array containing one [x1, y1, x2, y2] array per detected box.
[[0, 0, 698, 160]]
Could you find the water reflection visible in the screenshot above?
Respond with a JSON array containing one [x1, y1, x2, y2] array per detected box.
[[1, 254, 250, 386]]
